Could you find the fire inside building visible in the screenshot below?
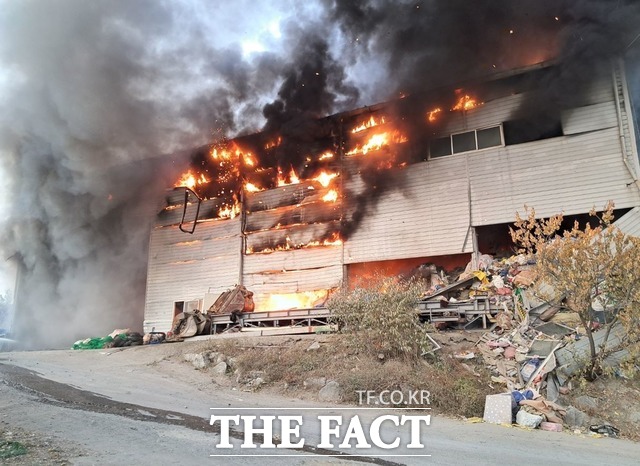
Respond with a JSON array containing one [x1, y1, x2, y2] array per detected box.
[[143, 60, 640, 334]]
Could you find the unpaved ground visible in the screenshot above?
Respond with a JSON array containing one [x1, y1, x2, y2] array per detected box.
[[1, 335, 639, 465]]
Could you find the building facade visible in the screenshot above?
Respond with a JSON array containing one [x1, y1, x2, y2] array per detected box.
[[143, 62, 640, 333]]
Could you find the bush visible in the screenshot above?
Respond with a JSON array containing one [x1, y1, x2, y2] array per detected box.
[[327, 276, 433, 360]]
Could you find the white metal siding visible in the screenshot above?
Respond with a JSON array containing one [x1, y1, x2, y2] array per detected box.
[[615, 207, 640, 237], [143, 217, 242, 332], [345, 74, 639, 263], [344, 157, 473, 263], [562, 102, 618, 135], [470, 128, 640, 225]]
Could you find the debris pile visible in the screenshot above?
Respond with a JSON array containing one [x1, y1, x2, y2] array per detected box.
[[417, 253, 538, 331], [424, 253, 631, 435], [171, 309, 209, 338], [72, 329, 144, 350]]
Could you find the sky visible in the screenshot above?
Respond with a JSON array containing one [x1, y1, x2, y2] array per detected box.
[[0, 0, 639, 347]]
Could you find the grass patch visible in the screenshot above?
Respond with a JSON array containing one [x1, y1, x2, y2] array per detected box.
[[0, 440, 27, 459]]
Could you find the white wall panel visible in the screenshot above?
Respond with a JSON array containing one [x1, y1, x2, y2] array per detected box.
[[469, 129, 640, 225], [615, 207, 640, 237], [562, 102, 618, 135], [344, 159, 473, 263], [243, 247, 343, 274], [143, 217, 242, 333]]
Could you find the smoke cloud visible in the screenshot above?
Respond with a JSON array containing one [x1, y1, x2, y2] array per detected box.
[[1, 0, 639, 348], [0, 0, 309, 348]]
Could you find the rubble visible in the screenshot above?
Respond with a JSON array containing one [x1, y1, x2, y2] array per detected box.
[[424, 252, 633, 435]]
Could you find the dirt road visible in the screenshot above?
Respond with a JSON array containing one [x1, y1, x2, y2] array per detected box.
[[1, 339, 638, 465]]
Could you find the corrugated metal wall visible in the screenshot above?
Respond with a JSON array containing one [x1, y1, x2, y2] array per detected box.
[[242, 179, 344, 310], [144, 200, 242, 332], [343, 158, 473, 263], [345, 75, 640, 262], [615, 207, 640, 237]]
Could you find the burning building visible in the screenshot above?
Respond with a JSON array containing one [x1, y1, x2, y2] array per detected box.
[[143, 60, 640, 333]]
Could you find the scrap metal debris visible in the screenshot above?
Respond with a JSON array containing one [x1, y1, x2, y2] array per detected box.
[[427, 253, 632, 434]]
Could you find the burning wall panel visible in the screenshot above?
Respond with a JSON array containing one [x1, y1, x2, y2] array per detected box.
[[445, 94, 522, 134], [242, 243, 343, 312], [245, 221, 341, 253], [245, 181, 324, 212], [156, 198, 225, 226], [430, 75, 614, 140], [244, 203, 341, 232]]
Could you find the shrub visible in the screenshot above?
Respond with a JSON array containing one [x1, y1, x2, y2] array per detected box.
[[327, 276, 433, 360]]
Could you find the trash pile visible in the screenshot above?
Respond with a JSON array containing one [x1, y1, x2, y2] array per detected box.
[[423, 253, 630, 434], [417, 254, 538, 331], [72, 329, 144, 350], [72, 328, 180, 349]]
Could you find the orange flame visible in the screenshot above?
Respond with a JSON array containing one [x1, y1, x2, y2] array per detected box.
[[427, 107, 442, 123], [277, 167, 301, 186], [245, 182, 261, 193], [318, 151, 334, 160], [322, 190, 339, 202], [347, 130, 408, 155], [218, 202, 241, 219], [259, 289, 331, 311], [452, 95, 480, 111], [264, 137, 282, 150], [351, 115, 386, 133], [175, 170, 209, 190], [313, 171, 338, 187], [211, 143, 256, 166], [307, 232, 343, 247], [246, 232, 343, 254]]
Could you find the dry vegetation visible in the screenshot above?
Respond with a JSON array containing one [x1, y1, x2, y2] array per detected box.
[[210, 334, 493, 418], [511, 202, 640, 379]]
